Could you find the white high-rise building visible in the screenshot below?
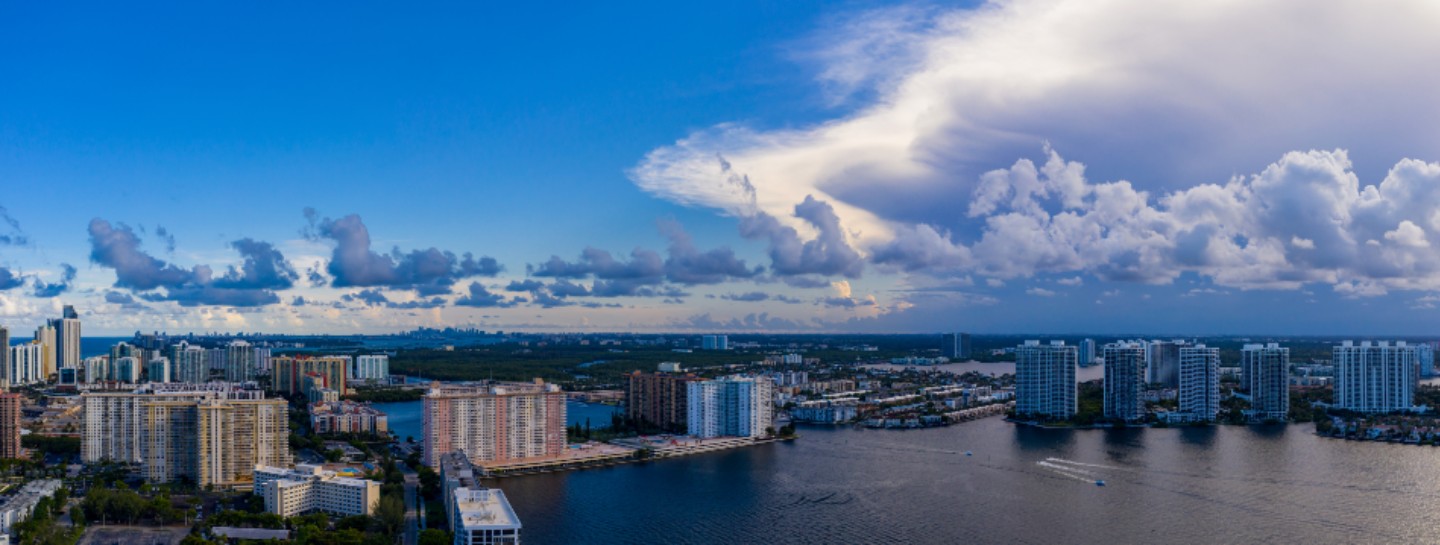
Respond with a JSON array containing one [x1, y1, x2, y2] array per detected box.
[[1079, 338, 1097, 366], [147, 357, 171, 383], [687, 376, 774, 438], [83, 356, 109, 384], [1014, 340, 1077, 419], [1178, 344, 1219, 421], [8, 342, 45, 386], [226, 340, 257, 382], [1241, 343, 1289, 421], [171, 342, 210, 384], [1103, 342, 1146, 422], [353, 355, 389, 382], [1334, 340, 1419, 414]]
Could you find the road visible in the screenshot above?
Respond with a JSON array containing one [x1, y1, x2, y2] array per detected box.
[[401, 463, 420, 545]]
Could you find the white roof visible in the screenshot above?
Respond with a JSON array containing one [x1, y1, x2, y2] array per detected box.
[[454, 488, 521, 531]]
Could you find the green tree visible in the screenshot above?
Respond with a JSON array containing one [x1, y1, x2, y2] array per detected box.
[[375, 495, 406, 536], [419, 529, 451, 545]]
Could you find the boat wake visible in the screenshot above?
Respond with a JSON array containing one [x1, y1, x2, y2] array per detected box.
[[1045, 457, 1123, 471]]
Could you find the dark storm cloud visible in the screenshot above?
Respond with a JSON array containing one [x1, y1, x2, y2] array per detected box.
[[31, 264, 76, 297], [505, 279, 545, 292], [104, 291, 150, 311], [88, 218, 293, 307], [455, 282, 519, 308], [658, 218, 760, 284], [212, 239, 298, 291], [739, 196, 863, 278], [0, 268, 22, 290], [311, 213, 503, 295]]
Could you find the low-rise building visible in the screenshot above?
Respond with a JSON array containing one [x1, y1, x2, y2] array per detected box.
[[310, 401, 389, 435], [0, 480, 62, 538], [254, 464, 381, 517]]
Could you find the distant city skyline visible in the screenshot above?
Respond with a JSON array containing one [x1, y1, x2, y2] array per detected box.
[[7, 1, 1440, 336]]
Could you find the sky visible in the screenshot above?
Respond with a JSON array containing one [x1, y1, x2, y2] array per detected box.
[[5, 0, 1440, 336]]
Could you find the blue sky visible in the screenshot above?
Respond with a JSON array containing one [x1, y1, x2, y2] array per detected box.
[[5, 1, 1440, 335]]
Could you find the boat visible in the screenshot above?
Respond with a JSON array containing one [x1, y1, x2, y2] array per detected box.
[[964, 451, 973, 456], [1095, 480, 1106, 486]]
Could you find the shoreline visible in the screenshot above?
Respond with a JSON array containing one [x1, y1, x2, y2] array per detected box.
[[480, 435, 798, 478]]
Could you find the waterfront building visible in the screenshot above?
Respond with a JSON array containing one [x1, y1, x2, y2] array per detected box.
[[701, 335, 729, 350], [1420, 343, 1437, 378], [422, 380, 567, 467], [53, 305, 81, 370], [82, 385, 289, 487], [272, 356, 349, 395], [310, 400, 388, 435], [687, 376, 774, 439], [171, 341, 210, 383], [1103, 342, 1146, 422], [625, 371, 700, 433], [146, 357, 171, 383], [1147, 340, 1185, 388], [451, 487, 521, 545], [1080, 338, 1097, 366], [1241, 343, 1290, 421], [254, 464, 380, 517], [942, 333, 973, 360], [1334, 340, 1420, 413], [1178, 344, 1220, 421], [352, 355, 389, 382], [790, 401, 858, 423], [1014, 340, 1077, 420], [0, 393, 21, 459]]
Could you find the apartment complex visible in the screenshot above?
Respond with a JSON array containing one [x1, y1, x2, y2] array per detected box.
[[687, 376, 774, 439], [451, 488, 521, 545], [1103, 342, 1146, 422], [1178, 344, 1220, 421], [0, 393, 21, 459], [272, 356, 349, 395], [83, 386, 290, 488], [1334, 340, 1420, 413], [625, 370, 701, 433], [254, 464, 380, 517], [352, 355, 390, 382], [1241, 343, 1290, 421], [422, 380, 567, 467], [1014, 340, 1077, 420], [310, 400, 389, 435]]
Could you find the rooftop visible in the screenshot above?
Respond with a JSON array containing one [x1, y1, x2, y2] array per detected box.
[[454, 488, 521, 531]]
